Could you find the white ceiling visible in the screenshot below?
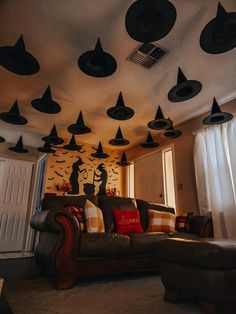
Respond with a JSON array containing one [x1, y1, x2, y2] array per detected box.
[[0, 0, 236, 149]]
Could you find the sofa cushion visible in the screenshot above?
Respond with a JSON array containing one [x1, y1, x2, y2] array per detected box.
[[147, 210, 176, 233], [79, 233, 131, 257], [130, 232, 169, 255], [158, 238, 236, 270], [136, 199, 175, 231], [113, 210, 143, 234], [169, 231, 200, 240], [42, 195, 98, 210], [98, 196, 137, 232]]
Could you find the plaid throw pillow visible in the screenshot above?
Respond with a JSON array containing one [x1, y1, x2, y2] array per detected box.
[[175, 213, 193, 233], [84, 200, 105, 233], [147, 209, 176, 233], [65, 205, 85, 232]]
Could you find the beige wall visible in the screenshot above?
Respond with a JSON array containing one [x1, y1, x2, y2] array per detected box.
[[125, 98, 236, 215]]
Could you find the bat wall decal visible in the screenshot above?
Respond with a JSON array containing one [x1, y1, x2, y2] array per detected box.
[[48, 177, 55, 180], [55, 171, 63, 177], [112, 169, 119, 175], [56, 160, 66, 163]]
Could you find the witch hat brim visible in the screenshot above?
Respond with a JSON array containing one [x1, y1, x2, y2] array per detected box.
[[148, 117, 172, 130], [91, 142, 109, 159], [9, 136, 28, 153], [78, 39, 117, 78], [91, 151, 109, 159], [141, 141, 159, 148], [0, 102, 28, 125], [42, 125, 64, 145], [107, 93, 134, 120], [31, 86, 61, 114], [68, 112, 91, 135], [37, 142, 56, 153], [0, 136, 5, 143], [200, 5, 236, 54], [117, 152, 130, 166], [0, 36, 40, 75], [202, 111, 233, 125], [163, 128, 182, 138], [109, 138, 130, 146], [168, 68, 202, 102], [125, 0, 177, 43]]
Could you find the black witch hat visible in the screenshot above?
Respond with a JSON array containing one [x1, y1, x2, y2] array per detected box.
[[9, 136, 28, 153], [168, 68, 202, 102], [125, 0, 177, 43], [78, 38, 117, 78], [42, 125, 64, 145], [37, 142, 56, 154], [0, 101, 28, 125], [91, 141, 109, 159], [200, 2, 236, 54], [109, 127, 130, 146], [141, 131, 159, 148], [148, 106, 172, 130], [117, 152, 130, 167], [0, 35, 40, 75], [68, 111, 91, 135], [63, 134, 82, 151], [202, 98, 233, 125], [0, 136, 5, 143], [31, 86, 61, 114], [107, 92, 134, 120], [162, 123, 182, 138]]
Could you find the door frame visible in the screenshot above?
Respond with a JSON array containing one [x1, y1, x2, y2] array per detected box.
[[132, 144, 178, 209]]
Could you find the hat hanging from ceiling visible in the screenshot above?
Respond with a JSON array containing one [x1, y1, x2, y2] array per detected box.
[[200, 2, 236, 54], [125, 0, 177, 43], [0, 35, 40, 75], [168, 67, 202, 102], [202, 97, 233, 125], [0, 100, 28, 125], [109, 127, 130, 146], [78, 38, 117, 78], [42, 124, 64, 145], [148, 106, 172, 130], [0, 136, 5, 143], [63, 134, 81, 151], [117, 152, 130, 167], [91, 141, 109, 159], [37, 142, 56, 154], [68, 111, 91, 135], [8, 136, 28, 153], [162, 123, 182, 138], [141, 131, 159, 148], [31, 86, 61, 114], [106, 92, 134, 120]]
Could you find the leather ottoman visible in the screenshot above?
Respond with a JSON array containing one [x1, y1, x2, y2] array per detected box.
[[157, 238, 236, 314]]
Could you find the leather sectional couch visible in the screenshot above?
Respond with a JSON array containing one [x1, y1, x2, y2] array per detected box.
[[30, 195, 213, 289]]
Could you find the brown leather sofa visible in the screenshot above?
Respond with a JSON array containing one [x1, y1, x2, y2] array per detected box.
[[30, 195, 213, 289]]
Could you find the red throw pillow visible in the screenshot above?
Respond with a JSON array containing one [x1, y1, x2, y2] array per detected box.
[[113, 210, 144, 234], [65, 205, 85, 232]]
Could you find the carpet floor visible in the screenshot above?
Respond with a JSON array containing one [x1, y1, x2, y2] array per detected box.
[[4, 274, 203, 314]]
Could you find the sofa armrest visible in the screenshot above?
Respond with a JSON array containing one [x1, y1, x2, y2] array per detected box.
[[189, 215, 214, 238], [30, 208, 80, 289]]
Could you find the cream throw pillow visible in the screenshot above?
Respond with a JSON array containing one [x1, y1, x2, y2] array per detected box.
[[84, 199, 105, 233]]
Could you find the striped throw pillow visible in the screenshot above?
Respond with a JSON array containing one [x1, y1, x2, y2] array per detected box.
[[175, 213, 193, 233], [147, 209, 176, 233], [65, 205, 85, 232], [84, 200, 105, 233]]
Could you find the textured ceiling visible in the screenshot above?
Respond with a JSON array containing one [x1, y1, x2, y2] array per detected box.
[[0, 0, 236, 149]]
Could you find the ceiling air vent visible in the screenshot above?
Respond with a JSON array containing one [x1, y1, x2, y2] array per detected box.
[[127, 43, 167, 68]]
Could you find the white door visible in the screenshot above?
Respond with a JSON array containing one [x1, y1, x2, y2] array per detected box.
[[0, 158, 33, 252], [134, 150, 164, 203]]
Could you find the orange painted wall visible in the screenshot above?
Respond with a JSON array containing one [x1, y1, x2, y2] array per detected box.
[[45, 143, 124, 196], [125, 98, 236, 215]]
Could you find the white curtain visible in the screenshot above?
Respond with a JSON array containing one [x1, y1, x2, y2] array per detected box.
[[194, 119, 236, 239]]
